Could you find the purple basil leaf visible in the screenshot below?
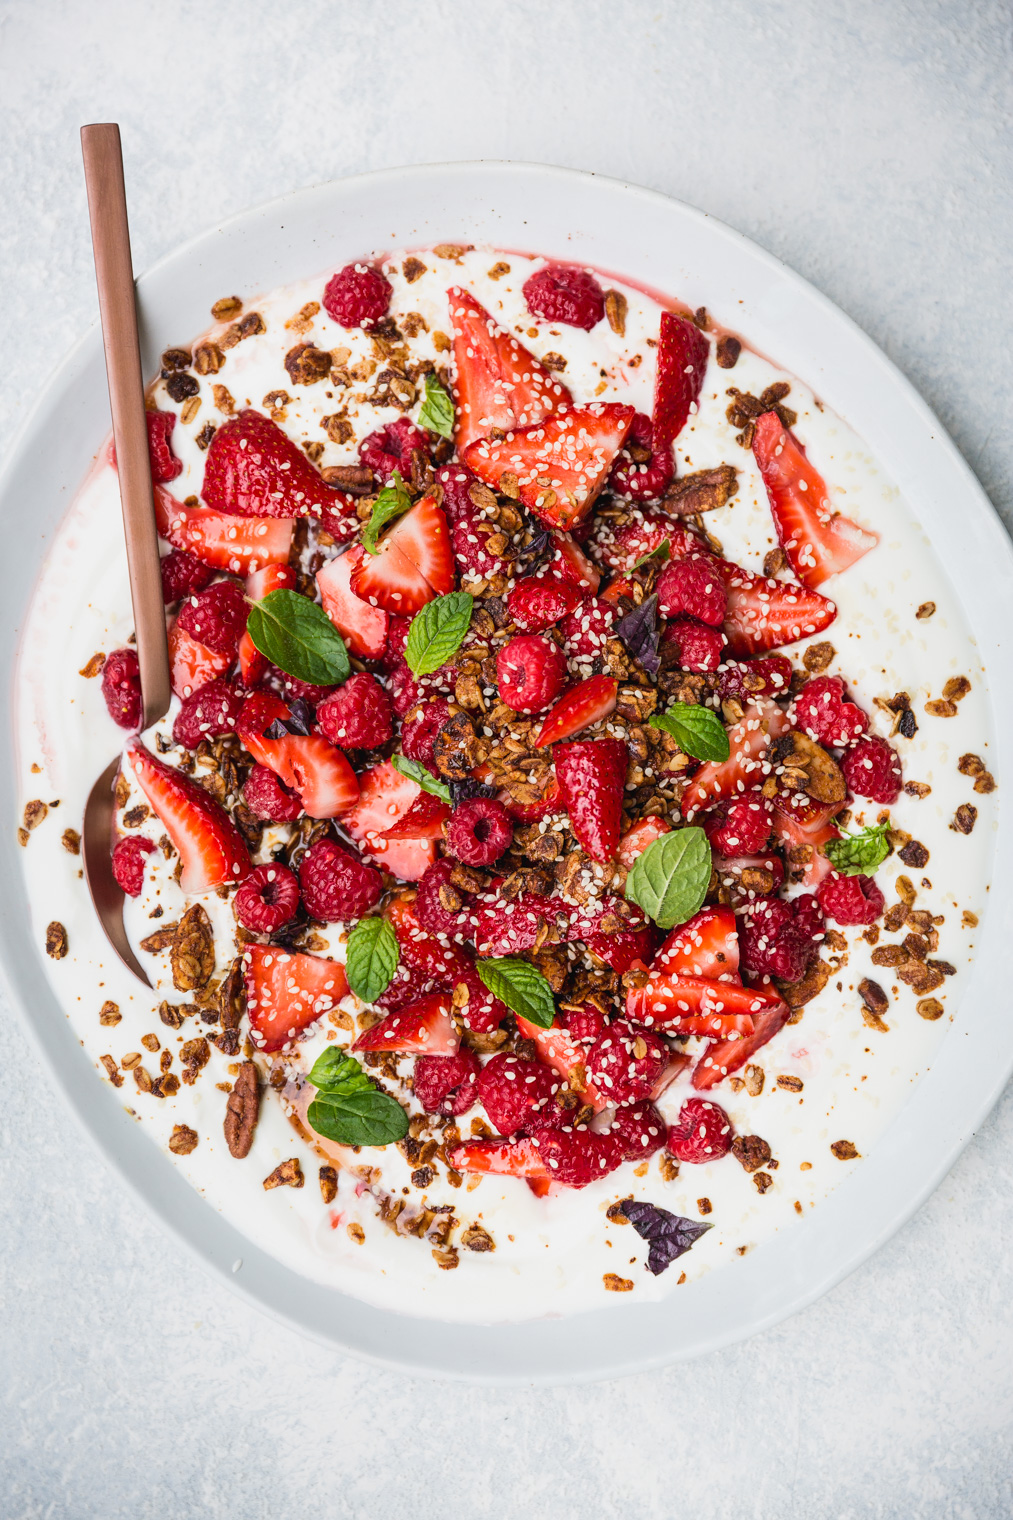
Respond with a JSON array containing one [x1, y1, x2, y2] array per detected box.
[[615, 593, 661, 678], [284, 698, 315, 736], [619, 1198, 712, 1275], [450, 777, 498, 806], [511, 530, 552, 574], [263, 719, 288, 740]]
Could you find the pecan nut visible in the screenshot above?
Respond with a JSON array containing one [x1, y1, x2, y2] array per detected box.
[[224, 1061, 260, 1159]]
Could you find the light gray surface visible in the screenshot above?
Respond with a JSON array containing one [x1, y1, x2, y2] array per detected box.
[[1, 1, 1011, 1515]]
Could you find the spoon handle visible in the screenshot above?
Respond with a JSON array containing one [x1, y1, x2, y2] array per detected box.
[[81, 123, 171, 730]]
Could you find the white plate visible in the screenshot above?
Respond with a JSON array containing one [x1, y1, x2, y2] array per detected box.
[[3, 163, 1011, 1383]]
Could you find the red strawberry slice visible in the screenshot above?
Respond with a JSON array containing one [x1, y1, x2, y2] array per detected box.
[[554, 737, 628, 862], [239, 562, 297, 686], [713, 555, 838, 656], [126, 739, 251, 893], [244, 942, 349, 1054], [385, 895, 508, 1033], [237, 690, 359, 819], [352, 992, 459, 1056], [464, 403, 636, 531], [155, 487, 295, 574], [448, 286, 571, 452], [771, 794, 840, 887], [349, 493, 453, 616], [651, 1051, 690, 1099], [448, 1136, 550, 1180], [654, 905, 741, 980], [653, 310, 710, 448], [202, 408, 348, 521], [381, 790, 451, 840], [343, 761, 437, 881], [534, 674, 618, 748], [591, 511, 701, 572], [617, 816, 672, 870], [600, 574, 637, 605], [752, 412, 879, 588], [167, 621, 231, 699], [316, 547, 389, 659], [549, 531, 600, 593], [692, 999, 790, 1091], [627, 970, 785, 1035], [515, 1015, 607, 1111], [681, 700, 792, 818]]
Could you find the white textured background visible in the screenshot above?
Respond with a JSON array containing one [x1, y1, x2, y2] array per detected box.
[[2, 3, 1012, 1516]]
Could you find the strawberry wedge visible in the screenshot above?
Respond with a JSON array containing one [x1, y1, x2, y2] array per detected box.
[[712, 554, 838, 656], [244, 943, 349, 1054], [681, 700, 792, 819], [448, 286, 571, 452], [237, 691, 359, 819], [239, 562, 297, 686], [653, 310, 710, 448], [380, 790, 451, 841], [202, 408, 348, 521], [316, 546, 389, 659], [534, 674, 618, 747], [155, 487, 294, 575], [343, 761, 437, 881], [617, 816, 672, 870], [349, 493, 453, 616], [654, 905, 741, 980], [692, 999, 790, 1091], [626, 971, 785, 1034], [352, 993, 459, 1056], [448, 1137, 550, 1181], [771, 794, 840, 887], [126, 739, 251, 893], [515, 1015, 607, 1111], [167, 621, 231, 699], [752, 412, 879, 588]]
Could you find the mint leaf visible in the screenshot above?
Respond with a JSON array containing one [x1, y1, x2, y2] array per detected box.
[[625, 827, 712, 929], [633, 539, 671, 569], [824, 820, 891, 876], [404, 592, 473, 676], [246, 589, 350, 686], [362, 470, 412, 556], [476, 957, 555, 1029], [650, 703, 730, 763], [418, 372, 455, 440], [345, 917, 399, 1003], [391, 754, 452, 803], [308, 1086, 409, 1148], [307, 1047, 371, 1093]]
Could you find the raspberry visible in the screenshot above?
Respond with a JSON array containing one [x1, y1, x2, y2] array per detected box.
[[656, 555, 727, 626], [413, 1050, 480, 1117], [717, 655, 793, 702], [610, 1102, 666, 1162], [741, 896, 822, 982], [101, 648, 141, 729], [388, 661, 425, 718], [606, 412, 674, 503], [445, 797, 513, 866], [452, 510, 511, 585], [172, 677, 242, 750], [176, 579, 247, 657], [401, 698, 454, 772], [359, 417, 430, 485], [562, 1003, 608, 1043], [841, 735, 902, 804], [507, 574, 583, 632], [496, 635, 566, 713], [434, 463, 482, 524], [233, 863, 300, 933], [316, 673, 392, 749], [523, 264, 605, 331], [794, 676, 868, 747], [667, 1098, 734, 1164], [242, 763, 302, 822], [586, 1018, 670, 1105], [268, 669, 337, 705], [662, 617, 726, 672], [160, 549, 213, 605], [322, 261, 391, 329], [299, 838, 382, 921], [529, 1126, 625, 1187], [381, 615, 411, 671], [477, 1052, 564, 1136], [560, 597, 615, 673], [376, 963, 438, 1012], [791, 891, 825, 944], [817, 871, 885, 926], [414, 860, 468, 937], [111, 835, 155, 896], [704, 792, 773, 856], [146, 409, 182, 483]]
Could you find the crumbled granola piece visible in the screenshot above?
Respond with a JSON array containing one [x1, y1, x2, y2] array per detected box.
[[604, 289, 628, 336], [917, 998, 945, 1020], [951, 804, 978, 835], [46, 921, 67, 959], [263, 1158, 304, 1190], [732, 1135, 771, 1173], [171, 904, 215, 993], [169, 1124, 199, 1155], [79, 652, 106, 678], [603, 1273, 634, 1292], [319, 1165, 338, 1203], [715, 334, 741, 369], [831, 1140, 859, 1160]]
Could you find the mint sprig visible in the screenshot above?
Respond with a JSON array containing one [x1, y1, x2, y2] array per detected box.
[[246, 589, 350, 686], [418, 372, 455, 440], [344, 917, 399, 1003], [362, 470, 412, 555], [625, 827, 712, 930], [650, 704, 730, 763], [391, 754, 452, 803], [824, 820, 892, 876], [404, 591, 473, 676], [306, 1048, 409, 1148], [476, 957, 556, 1029]]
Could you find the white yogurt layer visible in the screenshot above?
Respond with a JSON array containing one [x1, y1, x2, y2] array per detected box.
[[15, 248, 997, 1323]]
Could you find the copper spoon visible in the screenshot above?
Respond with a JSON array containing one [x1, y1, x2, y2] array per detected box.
[[80, 123, 172, 987]]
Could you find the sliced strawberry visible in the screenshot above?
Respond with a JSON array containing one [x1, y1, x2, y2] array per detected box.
[[239, 562, 297, 686], [155, 487, 295, 575], [591, 511, 701, 572], [600, 574, 637, 606], [653, 310, 709, 448], [237, 690, 359, 819], [316, 546, 389, 659], [583, 926, 658, 973], [617, 816, 671, 870], [681, 700, 792, 818], [244, 942, 349, 1054], [381, 790, 451, 840], [549, 530, 600, 593], [534, 674, 618, 748], [692, 999, 790, 1091], [514, 1015, 607, 1111], [651, 1051, 690, 1100], [448, 1136, 550, 1180], [349, 493, 453, 616], [341, 760, 436, 880], [448, 285, 570, 452], [464, 403, 636, 531], [498, 772, 562, 822], [714, 555, 838, 656], [627, 970, 785, 1035], [554, 737, 628, 862], [352, 992, 459, 1056], [654, 905, 741, 980], [771, 795, 840, 887], [753, 412, 879, 588], [202, 408, 347, 520], [167, 620, 231, 699], [126, 739, 251, 892], [385, 894, 508, 1033]]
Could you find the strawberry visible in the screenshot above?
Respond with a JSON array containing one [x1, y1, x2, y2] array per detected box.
[[349, 493, 453, 615], [583, 926, 658, 973], [681, 700, 792, 818], [590, 511, 700, 572], [463, 403, 636, 531], [380, 790, 451, 841], [448, 1136, 550, 1181], [654, 905, 741, 980], [515, 1015, 607, 1111], [155, 486, 294, 574], [627, 970, 785, 1037], [202, 408, 347, 521], [533, 674, 618, 747], [385, 894, 507, 1034], [617, 816, 672, 870], [236, 690, 359, 819], [352, 992, 459, 1056], [549, 531, 600, 594], [316, 547, 389, 660], [447, 285, 571, 452], [752, 412, 879, 588], [244, 943, 349, 1055], [599, 573, 637, 606], [692, 999, 790, 1091], [770, 795, 840, 887], [714, 555, 838, 656], [554, 738, 628, 862], [239, 562, 297, 686], [126, 739, 251, 893], [653, 310, 710, 448], [167, 621, 231, 699], [342, 760, 437, 881]]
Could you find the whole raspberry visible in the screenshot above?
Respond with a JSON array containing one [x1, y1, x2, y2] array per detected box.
[[562, 1003, 608, 1044], [523, 264, 605, 330], [477, 1052, 564, 1136], [111, 835, 155, 896], [704, 792, 773, 856], [161, 549, 213, 605], [794, 676, 868, 747], [610, 1102, 666, 1162], [529, 1126, 625, 1187], [507, 574, 583, 632], [377, 963, 438, 1012], [791, 892, 825, 944], [414, 860, 469, 937], [388, 661, 425, 718], [741, 897, 821, 982], [401, 697, 454, 772], [452, 509, 512, 585], [656, 555, 727, 626], [146, 409, 182, 483], [268, 669, 337, 705], [606, 412, 674, 503], [242, 763, 302, 822], [717, 655, 793, 702], [841, 735, 903, 804], [299, 838, 382, 922], [434, 463, 482, 524], [172, 677, 242, 750], [381, 615, 411, 671], [817, 872, 885, 926], [560, 597, 615, 673], [662, 617, 726, 673], [667, 1098, 734, 1164], [102, 648, 142, 729], [445, 797, 513, 866], [316, 673, 393, 750], [359, 417, 430, 485], [233, 863, 300, 933], [413, 1050, 480, 1116], [322, 261, 391, 329], [496, 635, 566, 713], [587, 1018, 670, 1105], [176, 579, 247, 657]]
